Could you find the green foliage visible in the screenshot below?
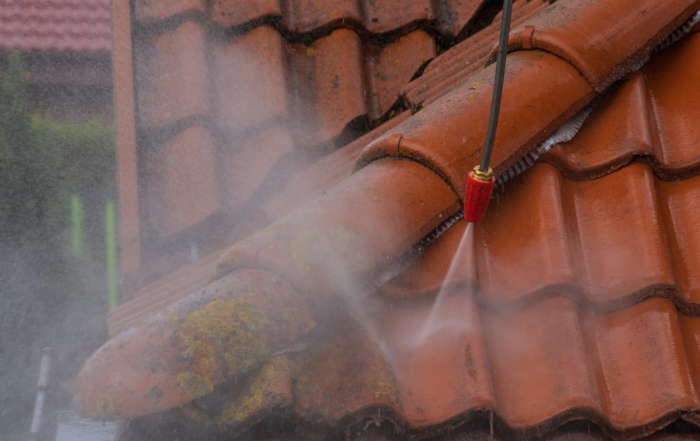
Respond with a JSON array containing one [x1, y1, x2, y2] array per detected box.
[[30, 114, 115, 196], [0, 51, 115, 440], [0, 51, 46, 241]]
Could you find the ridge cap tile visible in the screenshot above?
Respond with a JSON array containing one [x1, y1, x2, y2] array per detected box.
[[488, 0, 700, 92]]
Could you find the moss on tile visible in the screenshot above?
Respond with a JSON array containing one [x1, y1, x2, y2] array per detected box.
[[373, 381, 397, 406], [96, 393, 115, 419], [177, 372, 214, 397], [186, 356, 291, 428], [178, 298, 270, 376]]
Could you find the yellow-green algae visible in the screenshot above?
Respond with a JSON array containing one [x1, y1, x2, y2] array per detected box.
[[178, 298, 270, 376], [229, 356, 288, 423], [96, 393, 115, 419], [168, 270, 314, 413], [187, 355, 292, 428], [373, 381, 398, 405], [177, 372, 214, 397]]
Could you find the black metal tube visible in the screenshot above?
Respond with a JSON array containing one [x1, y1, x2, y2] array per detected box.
[[479, 0, 514, 172]]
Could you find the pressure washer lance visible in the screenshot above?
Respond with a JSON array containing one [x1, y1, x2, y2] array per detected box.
[[464, 0, 513, 223]]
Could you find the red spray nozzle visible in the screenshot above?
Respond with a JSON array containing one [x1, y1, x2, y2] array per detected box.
[[464, 166, 495, 223], [465, 0, 512, 223]]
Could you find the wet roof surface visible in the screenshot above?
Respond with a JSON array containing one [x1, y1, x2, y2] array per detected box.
[[132, 0, 536, 240], [123, 0, 550, 299], [116, 32, 700, 439], [0, 0, 111, 52], [99, 0, 700, 439]]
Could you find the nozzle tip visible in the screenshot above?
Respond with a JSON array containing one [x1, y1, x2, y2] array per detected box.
[[464, 166, 495, 223]]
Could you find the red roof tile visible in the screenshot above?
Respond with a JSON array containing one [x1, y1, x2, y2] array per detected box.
[[107, 252, 222, 337], [134, 0, 206, 23], [362, 0, 434, 34], [402, 0, 550, 108], [264, 110, 413, 222], [366, 30, 436, 119], [134, 20, 211, 130], [0, 0, 111, 53], [211, 0, 281, 29], [106, 111, 413, 337], [220, 124, 295, 208], [208, 0, 485, 36], [544, 36, 700, 181], [286, 28, 367, 147], [145, 127, 220, 236], [103, 291, 700, 439], [91, 0, 700, 439], [491, 0, 700, 92], [284, 0, 363, 34], [129, 0, 539, 250], [212, 25, 288, 134]]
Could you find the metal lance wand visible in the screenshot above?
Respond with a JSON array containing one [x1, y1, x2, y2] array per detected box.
[[463, 0, 513, 223]]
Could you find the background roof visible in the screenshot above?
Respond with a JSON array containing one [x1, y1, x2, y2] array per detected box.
[[0, 0, 112, 52]]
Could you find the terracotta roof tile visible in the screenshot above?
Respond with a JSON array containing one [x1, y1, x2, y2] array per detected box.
[[94, 1, 700, 439], [366, 30, 436, 119], [133, 0, 206, 22], [660, 177, 700, 307], [134, 20, 211, 129], [287, 28, 367, 147], [156, 234, 697, 435], [471, 163, 676, 309], [264, 110, 412, 222], [220, 124, 295, 208], [359, 49, 595, 197], [644, 41, 700, 172], [436, 0, 488, 37], [104, 290, 700, 438], [363, 0, 434, 34], [402, 0, 552, 108], [208, 0, 486, 37], [491, 0, 700, 92], [107, 251, 222, 336], [212, 25, 288, 133], [284, 0, 363, 34], [144, 127, 220, 235], [0, 0, 111, 53], [212, 0, 282, 29], [107, 111, 412, 338], [128, 0, 508, 244], [543, 34, 700, 180], [129, 4, 470, 269]]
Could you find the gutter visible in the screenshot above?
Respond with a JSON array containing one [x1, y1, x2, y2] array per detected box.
[[74, 0, 700, 420]]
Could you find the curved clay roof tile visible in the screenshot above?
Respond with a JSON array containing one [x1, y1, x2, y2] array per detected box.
[[74, 0, 700, 430]]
